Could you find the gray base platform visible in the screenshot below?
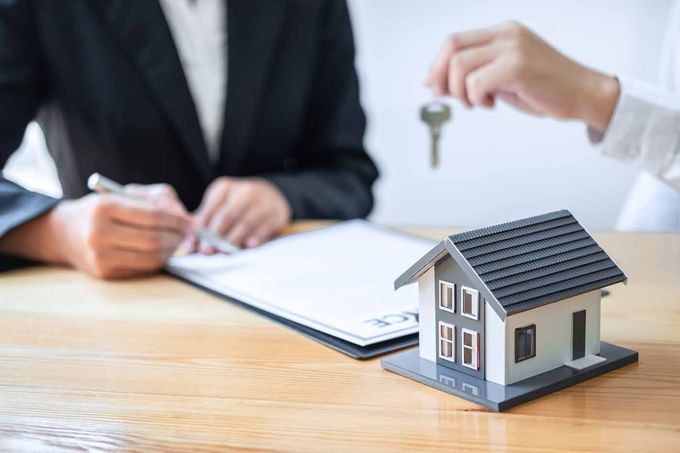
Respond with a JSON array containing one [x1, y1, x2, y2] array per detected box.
[[381, 342, 638, 411]]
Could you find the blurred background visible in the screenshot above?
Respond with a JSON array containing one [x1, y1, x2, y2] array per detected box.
[[3, 0, 673, 229]]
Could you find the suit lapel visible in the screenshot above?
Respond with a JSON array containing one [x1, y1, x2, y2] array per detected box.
[[220, 0, 286, 175], [91, 0, 213, 183]]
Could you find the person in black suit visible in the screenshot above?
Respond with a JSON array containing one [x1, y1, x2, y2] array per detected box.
[[0, 0, 377, 278]]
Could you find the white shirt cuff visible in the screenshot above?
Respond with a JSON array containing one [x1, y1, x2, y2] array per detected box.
[[587, 75, 680, 191]]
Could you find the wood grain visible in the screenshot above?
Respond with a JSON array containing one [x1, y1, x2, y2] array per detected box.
[[0, 222, 678, 452]]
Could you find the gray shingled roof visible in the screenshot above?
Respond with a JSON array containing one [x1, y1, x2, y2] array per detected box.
[[395, 210, 627, 317]]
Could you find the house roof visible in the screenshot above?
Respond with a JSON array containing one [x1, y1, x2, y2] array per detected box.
[[395, 210, 626, 318]]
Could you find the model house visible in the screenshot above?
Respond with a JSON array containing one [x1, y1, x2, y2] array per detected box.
[[393, 210, 628, 386]]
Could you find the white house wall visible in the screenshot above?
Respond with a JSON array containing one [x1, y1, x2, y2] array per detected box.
[[484, 300, 506, 385], [418, 267, 436, 362], [504, 290, 601, 385]]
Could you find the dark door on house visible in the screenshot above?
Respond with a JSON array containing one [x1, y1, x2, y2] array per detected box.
[[572, 310, 586, 360]]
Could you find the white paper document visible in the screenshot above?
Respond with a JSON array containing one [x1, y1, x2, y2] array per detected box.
[[167, 220, 434, 346]]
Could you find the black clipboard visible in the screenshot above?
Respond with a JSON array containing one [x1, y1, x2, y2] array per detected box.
[[172, 273, 419, 360]]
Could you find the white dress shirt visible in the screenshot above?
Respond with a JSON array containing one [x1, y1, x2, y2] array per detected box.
[[590, 1, 680, 232], [159, 0, 227, 164]]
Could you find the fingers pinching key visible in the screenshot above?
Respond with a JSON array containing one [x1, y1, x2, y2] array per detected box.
[[420, 102, 451, 168]]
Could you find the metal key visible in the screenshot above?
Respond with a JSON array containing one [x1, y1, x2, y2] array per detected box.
[[420, 102, 451, 168]]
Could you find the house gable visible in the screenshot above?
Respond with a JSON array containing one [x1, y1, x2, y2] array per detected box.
[[394, 241, 448, 290], [395, 240, 507, 320]]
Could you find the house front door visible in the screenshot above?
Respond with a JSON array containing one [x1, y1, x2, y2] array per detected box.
[[572, 310, 586, 360]]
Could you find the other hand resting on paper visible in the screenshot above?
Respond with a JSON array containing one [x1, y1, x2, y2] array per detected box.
[[193, 177, 292, 252]]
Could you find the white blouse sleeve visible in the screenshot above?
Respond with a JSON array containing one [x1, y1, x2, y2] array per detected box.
[[588, 75, 680, 191]]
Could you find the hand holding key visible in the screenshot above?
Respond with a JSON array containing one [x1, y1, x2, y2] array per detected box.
[[420, 101, 451, 168], [424, 22, 619, 135]]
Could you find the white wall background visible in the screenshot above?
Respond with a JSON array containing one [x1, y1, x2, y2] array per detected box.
[[348, 0, 673, 229], [4, 0, 673, 229]]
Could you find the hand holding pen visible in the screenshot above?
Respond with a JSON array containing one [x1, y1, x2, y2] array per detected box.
[[10, 177, 194, 280]]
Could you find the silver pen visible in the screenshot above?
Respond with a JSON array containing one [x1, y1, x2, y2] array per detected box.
[[87, 173, 241, 254]]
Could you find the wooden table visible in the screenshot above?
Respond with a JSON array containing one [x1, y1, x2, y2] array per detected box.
[[1, 223, 679, 452]]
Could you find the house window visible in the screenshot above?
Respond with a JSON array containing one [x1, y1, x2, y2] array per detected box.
[[515, 324, 536, 362], [461, 328, 479, 370], [461, 286, 479, 320], [438, 321, 455, 362], [439, 281, 455, 313]]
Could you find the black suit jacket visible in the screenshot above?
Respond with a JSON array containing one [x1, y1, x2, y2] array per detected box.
[[0, 0, 378, 250]]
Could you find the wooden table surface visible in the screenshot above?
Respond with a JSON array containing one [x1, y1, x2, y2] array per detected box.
[[0, 222, 679, 452]]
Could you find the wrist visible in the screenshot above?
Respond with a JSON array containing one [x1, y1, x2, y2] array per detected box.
[[577, 70, 620, 135], [44, 201, 75, 265], [0, 201, 70, 265]]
